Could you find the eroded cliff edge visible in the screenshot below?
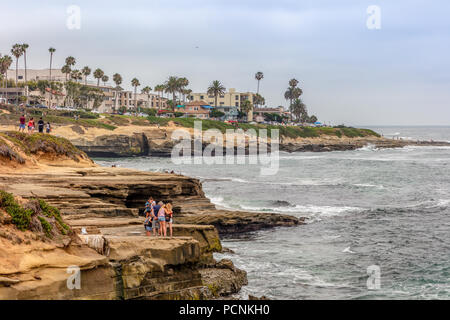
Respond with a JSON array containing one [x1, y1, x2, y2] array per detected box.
[[0, 133, 300, 299]]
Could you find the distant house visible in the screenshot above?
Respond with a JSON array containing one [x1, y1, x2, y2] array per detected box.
[[177, 100, 212, 119]]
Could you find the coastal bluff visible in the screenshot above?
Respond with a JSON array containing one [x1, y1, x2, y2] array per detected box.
[[0, 133, 300, 300], [32, 123, 450, 157]]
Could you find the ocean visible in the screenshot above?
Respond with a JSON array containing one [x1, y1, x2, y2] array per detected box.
[[95, 126, 450, 300]]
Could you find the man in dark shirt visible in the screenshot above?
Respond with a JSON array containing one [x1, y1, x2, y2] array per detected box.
[[38, 117, 45, 133], [151, 203, 161, 236], [19, 115, 26, 132]]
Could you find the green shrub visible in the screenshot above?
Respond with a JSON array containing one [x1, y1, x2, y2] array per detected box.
[[38, 216, 52, 237], [39, 199, 70, 233], [0, 190, 32, 231]]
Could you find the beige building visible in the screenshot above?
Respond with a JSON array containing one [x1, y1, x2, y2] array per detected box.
[[189, 88, 256, 109], [115, 91, 167, 110]]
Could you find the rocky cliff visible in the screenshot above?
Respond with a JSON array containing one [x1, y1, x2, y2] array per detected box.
[[0, 135, 300, 299], [50, 124, 450, 158]]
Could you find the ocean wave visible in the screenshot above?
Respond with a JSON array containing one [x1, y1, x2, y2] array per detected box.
[[352, 183, 385, 190], [237, 203, 364, 218]]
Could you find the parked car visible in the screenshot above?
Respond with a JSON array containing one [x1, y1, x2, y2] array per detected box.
[[35, 104, 49, 109]]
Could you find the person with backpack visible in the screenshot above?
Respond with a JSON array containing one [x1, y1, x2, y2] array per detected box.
[[46, 122, 52, 134], [143, 197, 155, 236], [151, 201, 163, 237]]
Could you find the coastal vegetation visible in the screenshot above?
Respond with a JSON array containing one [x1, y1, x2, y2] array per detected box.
[[0, 190, 70, 237], [0, 131, 87, 161]]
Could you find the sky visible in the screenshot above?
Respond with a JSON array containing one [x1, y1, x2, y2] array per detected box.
[[1, 0, 450, 125]]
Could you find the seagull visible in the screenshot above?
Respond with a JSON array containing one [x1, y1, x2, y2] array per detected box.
[[343, 247, 355, 254]]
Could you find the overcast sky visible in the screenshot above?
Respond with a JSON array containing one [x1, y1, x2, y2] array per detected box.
[[1, 0, 449, 125]]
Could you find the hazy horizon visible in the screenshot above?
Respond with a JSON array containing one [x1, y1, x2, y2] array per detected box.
[[1, 0, 449, 126]]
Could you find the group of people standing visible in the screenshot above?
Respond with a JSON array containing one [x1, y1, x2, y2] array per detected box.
[[19, 115, 51, 134], [144, 197, 174, 237]]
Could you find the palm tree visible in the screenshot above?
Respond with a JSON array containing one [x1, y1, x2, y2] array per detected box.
[[164, 77, 179, 111], [178, 77, 189, 103], [255, 71, 264, 94], [61, 65, 71, 81], [48, 47, 56, 80], [65, 56, 76, 68], [82, 66, 91, 85], [254, 94, 265, 107], [93, 68, 104, 86], [289, 78, 299, 88], [11, 44, 24, 105], [240, 99, 254, 122], [141, 86, 152, 108], [207, 80, 226, 108], [21, 44, 29, 102], [11, 44, 23, 86], [154, 84, 165, 110], [70, 69, 82, 83], [0, 55, 13, 104], [184, 89, 192, 102], [101, 75, 109, 86], [131, 78, 140, 113], [112, 73, 122, 111], [284, 79, 303, 121], [290, 98, 307, 123]]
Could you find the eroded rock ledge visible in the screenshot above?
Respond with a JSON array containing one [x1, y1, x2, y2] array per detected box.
[[0, 166, 300, 300]]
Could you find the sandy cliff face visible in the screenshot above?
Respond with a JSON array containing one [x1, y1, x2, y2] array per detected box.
[[0, 135, 299, 299]]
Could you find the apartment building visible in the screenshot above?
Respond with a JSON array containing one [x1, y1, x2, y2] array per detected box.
[[189, 88, 256, 109]]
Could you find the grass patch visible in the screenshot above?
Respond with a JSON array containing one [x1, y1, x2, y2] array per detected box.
[[3, 131, 86, 161], [0, 190, 32, 231], [38, 216, 52, 237], [39, 199, 70, 234]]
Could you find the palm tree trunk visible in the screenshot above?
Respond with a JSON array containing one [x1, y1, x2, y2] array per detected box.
[[15, 58, 18, 105], [215, 95, 217, 108], [5, 70, 8, 104], [49, 53, 53, 80], [24, 51, 28, 104]]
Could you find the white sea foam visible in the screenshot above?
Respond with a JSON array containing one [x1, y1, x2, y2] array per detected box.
[[353, 183, 385, 190]]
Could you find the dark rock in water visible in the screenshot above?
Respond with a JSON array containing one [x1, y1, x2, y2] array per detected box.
[[272, 200, 293, 207], [221, 247, 235, 254]]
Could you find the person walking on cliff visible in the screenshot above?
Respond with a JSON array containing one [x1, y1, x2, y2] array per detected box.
[[165, 203, 174, 237], [37, 117, 45, 133], [46, 122, 52, 134], [19, 114, 26, 132]]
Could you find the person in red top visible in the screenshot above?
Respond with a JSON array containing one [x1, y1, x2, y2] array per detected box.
[[19, 115, 26, 132], [27, 117, 35, 134]]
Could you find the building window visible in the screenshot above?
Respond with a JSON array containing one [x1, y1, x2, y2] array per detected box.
[[190, 96, 194, 100], [235, 96, 239, 100], [220, 102, 224, 105], [220, 95, 224, 98], [200, 95, 204, 99], [209, 102, 214, 105], [208, 95, 214, 98], [18, 76, 23, 80], [235, 102, 239, 107]]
